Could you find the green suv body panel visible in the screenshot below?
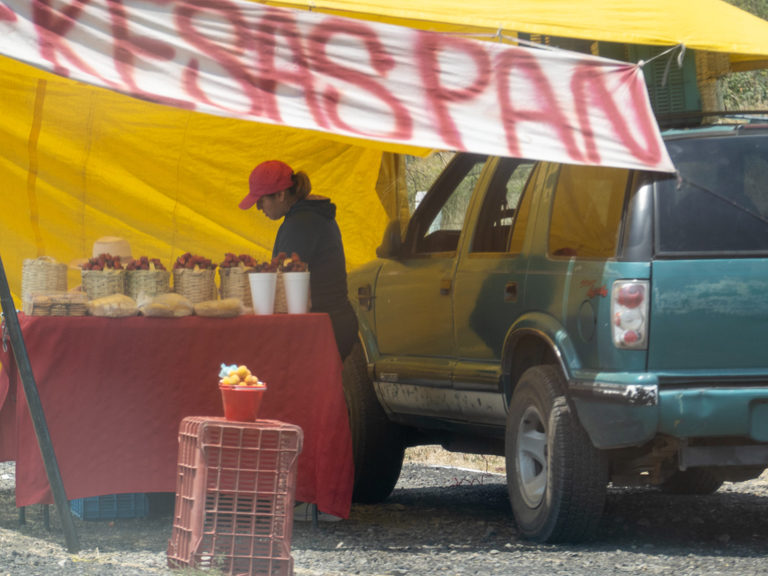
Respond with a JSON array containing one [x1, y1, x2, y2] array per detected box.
[[349, 125, 768, 470], [649, 259, 768, 370]]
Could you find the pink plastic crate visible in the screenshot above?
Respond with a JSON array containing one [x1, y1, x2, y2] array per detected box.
[[167, 417, 303, 576]]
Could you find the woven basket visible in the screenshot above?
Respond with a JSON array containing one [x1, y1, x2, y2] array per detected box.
[[696, 52, 730, 115], [126, 270, 171, 301], [274, 272, 288, 314], [81, 269, 126, 300], [173, 268, 217, 304], [21, 257, 67, 302], [219, 267, 253, 308]]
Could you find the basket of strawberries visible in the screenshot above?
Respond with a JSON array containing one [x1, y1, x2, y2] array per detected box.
[[125, 257, 170, 301], [172, 253, 217, 304], [218, 253, 260, 308], [81, 253, 126, 300]]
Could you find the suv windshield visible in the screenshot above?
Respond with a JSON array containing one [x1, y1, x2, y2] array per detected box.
[[656, 132, 768, 255]]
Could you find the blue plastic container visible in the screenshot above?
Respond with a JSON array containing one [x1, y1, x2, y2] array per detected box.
[[70, 493, 149, 520]]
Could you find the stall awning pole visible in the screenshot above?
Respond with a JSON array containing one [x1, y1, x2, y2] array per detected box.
[[0, 254, 80, 553]]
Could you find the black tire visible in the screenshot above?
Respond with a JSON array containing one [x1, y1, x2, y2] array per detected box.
[[342, 342, 405, 503], [505, 365, 608, 543], [659, 468, 724, 495]]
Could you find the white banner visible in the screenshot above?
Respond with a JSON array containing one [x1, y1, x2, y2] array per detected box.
[[0, 0, 673, 172]]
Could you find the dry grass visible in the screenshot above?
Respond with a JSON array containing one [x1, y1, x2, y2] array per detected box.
[[404, 445, 506, 475]]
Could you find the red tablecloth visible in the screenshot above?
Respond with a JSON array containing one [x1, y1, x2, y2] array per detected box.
[[0, 314, 353, 518]]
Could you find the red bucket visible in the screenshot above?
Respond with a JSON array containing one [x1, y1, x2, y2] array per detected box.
[[219, 385, 266, 421]]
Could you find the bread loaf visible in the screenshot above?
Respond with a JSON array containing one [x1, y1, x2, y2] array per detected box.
[[194, 298, 243, 318], [139, 292, 194, 317], [87, 293, 138, 317]]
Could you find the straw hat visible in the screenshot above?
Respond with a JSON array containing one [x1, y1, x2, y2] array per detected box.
[[92, 236, 132, 260]]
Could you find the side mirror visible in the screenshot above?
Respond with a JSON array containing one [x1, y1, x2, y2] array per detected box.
[[376, 220, 402, 258]]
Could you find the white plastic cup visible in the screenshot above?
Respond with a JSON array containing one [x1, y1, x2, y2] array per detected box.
[[282, 271, 310, 314], [248, 272, 277, 315]]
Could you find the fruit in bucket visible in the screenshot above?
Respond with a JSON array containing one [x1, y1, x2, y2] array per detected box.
[[219, 364, 267, 421], [218, 364, 267, 389]]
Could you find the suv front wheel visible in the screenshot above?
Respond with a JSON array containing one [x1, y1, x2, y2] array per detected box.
[[506, 365, 608, 543], [342, 342, 405, 503]]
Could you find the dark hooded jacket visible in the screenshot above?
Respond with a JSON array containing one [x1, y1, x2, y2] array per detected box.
[[273, 196, 358, 360]]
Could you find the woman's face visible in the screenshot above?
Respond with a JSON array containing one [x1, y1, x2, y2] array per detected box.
[[256, 191, 288, 220]]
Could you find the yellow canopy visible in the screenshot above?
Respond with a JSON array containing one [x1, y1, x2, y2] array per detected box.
[[268, 0, 768, 69], [2, 0, 768, 306], [0, 56, 396, 303]]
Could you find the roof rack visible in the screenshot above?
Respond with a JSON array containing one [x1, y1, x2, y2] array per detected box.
[[656, 110, 768, 130]]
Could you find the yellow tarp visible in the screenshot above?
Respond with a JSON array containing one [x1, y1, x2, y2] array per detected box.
[[3, 0, 768, 306], [268, 0, 768, 68], [0, 56, 396, 303]]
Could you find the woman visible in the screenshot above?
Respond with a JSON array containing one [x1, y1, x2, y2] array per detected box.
[[239, 160, 359, 361]]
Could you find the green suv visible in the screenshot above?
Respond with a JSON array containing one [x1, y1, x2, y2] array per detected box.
[[343, 120, 768, 543]]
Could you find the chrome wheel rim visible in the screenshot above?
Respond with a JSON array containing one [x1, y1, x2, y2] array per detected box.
[[516, 405, 548, 508]]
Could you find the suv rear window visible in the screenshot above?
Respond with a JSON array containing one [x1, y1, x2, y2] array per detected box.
[[656, 133, 768, 254]]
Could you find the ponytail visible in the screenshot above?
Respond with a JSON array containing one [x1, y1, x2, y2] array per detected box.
[[289, 171, 312, 201]]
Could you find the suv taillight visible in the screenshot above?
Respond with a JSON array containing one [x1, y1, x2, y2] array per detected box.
[[611, 280, 649, 350]]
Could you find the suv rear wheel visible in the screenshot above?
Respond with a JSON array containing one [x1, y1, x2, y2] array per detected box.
[[506, 365, 608, 543], [342, 342, 405, 503]]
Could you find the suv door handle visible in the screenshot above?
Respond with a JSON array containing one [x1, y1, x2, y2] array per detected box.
[[357, 284, 372, 310], [505, 281, 518, 302], [440, 278, 452, 295]]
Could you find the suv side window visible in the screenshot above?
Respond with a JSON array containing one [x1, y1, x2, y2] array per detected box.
[[548, 164, 629, 259], [407, 154, 487, 254], [508, 164, 541, 255], [471, 158, 535, 253]]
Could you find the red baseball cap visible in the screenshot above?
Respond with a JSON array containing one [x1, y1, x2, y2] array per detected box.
[[239, 160, 294, 209]]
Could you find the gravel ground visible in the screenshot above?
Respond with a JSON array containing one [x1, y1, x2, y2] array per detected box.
[[2, 460, 768, 575]]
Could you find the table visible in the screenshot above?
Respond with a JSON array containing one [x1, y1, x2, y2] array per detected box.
[[0, 314, 353, 518]]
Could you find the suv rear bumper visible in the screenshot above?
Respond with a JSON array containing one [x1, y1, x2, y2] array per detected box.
[[568, 372, 658, 449], [568, 372, 768, 449]]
